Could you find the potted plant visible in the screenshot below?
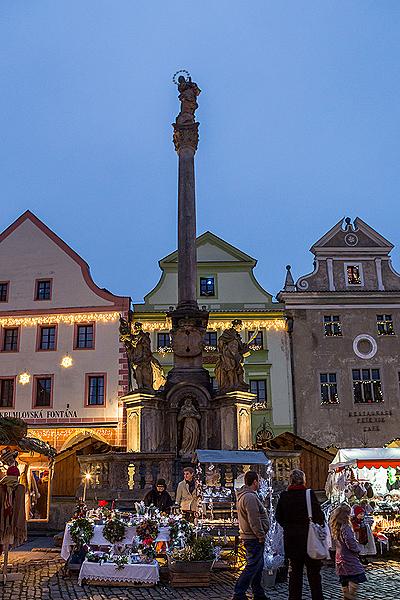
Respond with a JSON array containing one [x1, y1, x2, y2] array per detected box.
[[168, 536, 216, 587]]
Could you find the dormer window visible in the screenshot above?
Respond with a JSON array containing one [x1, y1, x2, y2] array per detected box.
[[200, 277, 215, 297], [345, 263, 363, 286]]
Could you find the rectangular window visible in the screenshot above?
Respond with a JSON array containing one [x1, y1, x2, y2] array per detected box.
[[377, 314, 394, 336], [204, 331, 217, 350], [352, 368, 383, 404], [250, 379, 267, 409], [210, 376, 218, 392], [34, 377, 52, 407], [320, 373, 339, 404], [2, 328, 19, 352], [248, 330, 264, 349], [157, 332, 171, 349], [324, 315, 342, 337], [200, 277, 215, 297], [35, 279, 52, 300], [0, 378, 14, 408], [0, 283, 9, 302], [87, 375, 105, 406], [39, 326, 56, 350], [346, 265, 362, 285], [76, 324, 94, 349]]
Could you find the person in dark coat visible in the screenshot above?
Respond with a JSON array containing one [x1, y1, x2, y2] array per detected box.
[[144, 479, 173, 514], [275, 469, 325, 600]]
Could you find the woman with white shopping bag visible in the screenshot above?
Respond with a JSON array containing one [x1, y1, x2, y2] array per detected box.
[[276, 469, 326, 600]]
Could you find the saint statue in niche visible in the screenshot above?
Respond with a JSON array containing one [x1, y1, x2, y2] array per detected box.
[[119, 318, 166, 391], [178, 397, 201, 457]]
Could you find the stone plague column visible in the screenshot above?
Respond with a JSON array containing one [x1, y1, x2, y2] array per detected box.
[[166, 74, 210, 390]]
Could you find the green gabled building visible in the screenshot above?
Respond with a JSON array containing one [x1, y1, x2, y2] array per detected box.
[[133, 231, 294, 442]]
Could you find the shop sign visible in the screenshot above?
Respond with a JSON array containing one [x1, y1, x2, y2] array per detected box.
[[348, 409, 393, 432], [0, 409, 79, 419]]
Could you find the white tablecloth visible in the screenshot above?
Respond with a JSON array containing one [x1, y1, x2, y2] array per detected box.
[[61, 524, 170, 561], [78, 560, 159, 586]]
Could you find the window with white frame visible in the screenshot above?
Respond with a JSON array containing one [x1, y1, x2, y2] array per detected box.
[[320, 373, 339, 404], [157, 332, 171, 350], [248, 330, 264, 350], [204, 331, 217, 351], [352, 368, 383, 404], [250, 379, 267, 410], [345, 263, 363, 286], [377, 314, 395, 336], [323, 316, 342, 337]]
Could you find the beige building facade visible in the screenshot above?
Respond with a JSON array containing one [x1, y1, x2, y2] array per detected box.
[[279, 217, 400, 449], [133, 232, 294, 442], [0, 211, 130, 452]]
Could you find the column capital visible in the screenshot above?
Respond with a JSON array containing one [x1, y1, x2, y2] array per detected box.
[[172, 122, 199, 153]]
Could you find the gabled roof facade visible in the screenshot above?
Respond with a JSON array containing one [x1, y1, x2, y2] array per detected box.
[[136, 230, 278, 311], [0, 210, 130, 311]]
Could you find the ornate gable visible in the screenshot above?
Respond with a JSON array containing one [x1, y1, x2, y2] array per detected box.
[[311, 217, 393, 257]]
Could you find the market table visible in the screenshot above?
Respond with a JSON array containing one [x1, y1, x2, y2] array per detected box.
[[78, 559, 159, 586], [61, 523, 170, 561]]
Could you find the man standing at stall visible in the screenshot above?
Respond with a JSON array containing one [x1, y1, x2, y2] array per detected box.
[[175, 467, 198, 521], [233, 471, 270, 600]]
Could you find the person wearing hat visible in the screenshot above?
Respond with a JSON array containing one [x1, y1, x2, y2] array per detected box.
[[144, 479, 174, 515]]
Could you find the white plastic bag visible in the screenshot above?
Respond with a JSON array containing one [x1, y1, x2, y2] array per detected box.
[[306, 489, 331, 560]]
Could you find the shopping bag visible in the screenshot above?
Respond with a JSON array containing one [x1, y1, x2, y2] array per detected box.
[[306, 489, 331, 560]]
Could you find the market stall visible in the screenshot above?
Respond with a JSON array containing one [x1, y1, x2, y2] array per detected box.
[[194, 449, 275, 566], [61, 500, 219, 588], [0, 418, 56, 523], [326, 447, 400, 552]]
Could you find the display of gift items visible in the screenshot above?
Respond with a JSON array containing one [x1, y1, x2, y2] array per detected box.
[[194, 449, 284, 588], [325, 447, 400, 555], [0, 463, 27, 584]]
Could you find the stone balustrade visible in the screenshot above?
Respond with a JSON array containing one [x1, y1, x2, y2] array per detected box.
[[77, 452, 176, 502]]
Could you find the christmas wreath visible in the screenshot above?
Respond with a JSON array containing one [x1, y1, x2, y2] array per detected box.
[[103, 518, 127, 544], [69, 517, 94, 549], [136, 518, 159, 541]]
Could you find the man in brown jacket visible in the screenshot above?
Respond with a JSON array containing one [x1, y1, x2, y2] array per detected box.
[[233, 471, 269, 600]]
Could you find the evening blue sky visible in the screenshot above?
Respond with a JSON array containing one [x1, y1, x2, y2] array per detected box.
[[1, 2, 399, 303]]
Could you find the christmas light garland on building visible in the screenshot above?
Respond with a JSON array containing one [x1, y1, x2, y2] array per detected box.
[[140, 318, 287, 332], [0, 311, 120, 328]]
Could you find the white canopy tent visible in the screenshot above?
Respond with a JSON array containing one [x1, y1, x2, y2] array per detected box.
[[329, 447, 400, 471]]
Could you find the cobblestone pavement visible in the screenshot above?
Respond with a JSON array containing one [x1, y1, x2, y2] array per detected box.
[[2, 550, 400, 600]]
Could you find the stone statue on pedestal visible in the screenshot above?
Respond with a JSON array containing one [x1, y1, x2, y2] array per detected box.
[[178, 397, 201, 456], [119, 317, 166, 391], [176, 75, 201, 125], [215, 320, 251, 393]]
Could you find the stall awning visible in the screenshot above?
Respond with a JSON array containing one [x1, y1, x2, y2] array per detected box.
[[329, 447, 400, 471], [196, 449, 270, 465]]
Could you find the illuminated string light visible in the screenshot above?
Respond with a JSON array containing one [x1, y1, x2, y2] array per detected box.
[[0, 311, 120, 328], [18, 372, 31, 385], [61, 355, 73, 368], [141, 318, 287, 332]]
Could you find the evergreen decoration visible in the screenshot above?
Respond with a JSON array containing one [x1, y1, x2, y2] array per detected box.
[[169, 536, 215, 562], [69, 517, 94, 549], [169, 518, 194, 548], [103, 518, 127, 544], [135, 518, 159, 541]]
